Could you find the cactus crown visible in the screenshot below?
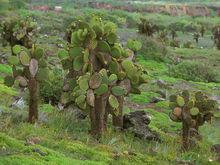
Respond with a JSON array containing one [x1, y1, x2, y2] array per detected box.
[[138, 18, 157, 36], [4, 44, 48, 87], [1, 17, 37, 48], [59, 18, 148, 112], [169, 90, 217, 125]]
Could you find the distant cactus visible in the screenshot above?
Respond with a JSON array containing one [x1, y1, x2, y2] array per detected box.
[[1, 18, 48, 123], [169, 90, 217, 150], [59, 18, 147, 138], [212, 25, 220, 50], [193, 32, 200, 44], [138, 18, 158, 37], [200, 25, 205, 37]]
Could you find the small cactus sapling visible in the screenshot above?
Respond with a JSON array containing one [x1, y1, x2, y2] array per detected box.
[[193, 32, 200, 44], [1, 18, 48, 123], [169, 90, 217, 150], [59, 19, 147, 138], [212, 25, 220, 50]]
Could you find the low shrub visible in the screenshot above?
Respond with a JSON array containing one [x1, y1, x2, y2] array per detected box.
[[169, 61, 219, 83], [40, 68, 64, 105], [138, 36, 168, 62]]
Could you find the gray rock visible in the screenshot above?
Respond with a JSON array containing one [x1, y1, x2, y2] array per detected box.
[[10, 97, 25, 110], [123, 111, 160, 141], [64, 106, 87, 120], [150, 97, 166, 103], [211, 144, 220, 154]]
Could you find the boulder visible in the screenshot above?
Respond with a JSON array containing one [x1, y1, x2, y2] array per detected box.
[[123, 111, 160, 141]]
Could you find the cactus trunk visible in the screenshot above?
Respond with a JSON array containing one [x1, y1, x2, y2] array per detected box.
[[90, 95, 107, 139], [28, 77, 39, 123], [112, 96, 124, 128], [182, 121, 190, 150]]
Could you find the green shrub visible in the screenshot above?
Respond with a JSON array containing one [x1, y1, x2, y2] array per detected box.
[[40, 68, 64, 105], [139, 37, 168, 62], [169, 61, 219, 83]]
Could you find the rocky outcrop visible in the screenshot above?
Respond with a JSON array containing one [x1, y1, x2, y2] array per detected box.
[[123, 111, 160, 141], [89, 2, 212, 17]]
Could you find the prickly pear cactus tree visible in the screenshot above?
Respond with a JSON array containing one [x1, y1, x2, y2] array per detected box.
[[2, 18, 48, 123], [138, 18, 157, 37], [59, 18, 147, 138], [169, 90, 217, 150], [212, 25, 220, 50]]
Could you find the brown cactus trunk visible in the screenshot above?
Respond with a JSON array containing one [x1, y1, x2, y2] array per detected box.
[[90, 95, 107, 139], [112, 96, 124, 128], [28, 77, 39, 123], [182, 121, 190, 150]]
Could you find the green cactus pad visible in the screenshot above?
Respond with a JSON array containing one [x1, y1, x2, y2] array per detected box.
[[187, 99, 195, 109], [109, 74, 118, 83], [73, 56, 84, 71], [4, 76, 15, 87], [33, 47, 44, 59], [108, 94, 119, 109], [78, 76, 89, 91], [107, 33, 118, 44], [89, 73, 102, 89], [176, 95, 185, 107], [118, 71, 126, 80], [8, 56, 20, 65], [190, 107, 200, 116], [121, 60, 134, 72], [97, 41, 110, 53], [94, 84, 108, 96], [111, 46, 121, 59], [71, 31, 82, 46], [76, 95, 86, 105], [86, 89, 95, 107], [19, 51, 30, 66], [109, 60, 120, 74], [112, 86, 127, 96], [12, 45, 21, 54], [93, 25, 104, 37], [58, 49, 69, 60], [88, 39, 98, 50], [69, 46, 84, 58]]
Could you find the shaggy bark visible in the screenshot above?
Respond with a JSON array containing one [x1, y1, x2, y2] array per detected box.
[[28, 77, 39, 123]]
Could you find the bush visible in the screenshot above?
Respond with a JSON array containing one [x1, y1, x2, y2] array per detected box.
[[139, 37, 168, 62], [169, 61, 219, 83], [40, 68, 64, 105]]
